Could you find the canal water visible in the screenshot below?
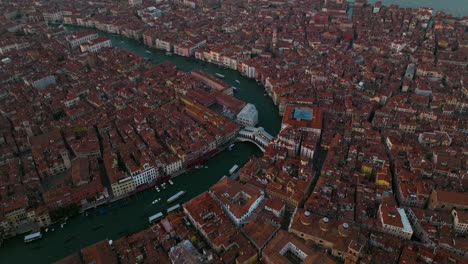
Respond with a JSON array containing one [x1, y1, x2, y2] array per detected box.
[[0, 28, 281, 263]]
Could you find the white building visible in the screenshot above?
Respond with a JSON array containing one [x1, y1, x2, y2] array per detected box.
[[68, 31, 99, 48], [222, 56, 238, 70], [80, 36, 112, 53], [0, 41, 31, 55], [129, 163, 159, 186], [155, 38, 171, 52], [237, 103, 258, 127], [378, 205, 413, 240], [452, 209, 468, 235], [160, 156, 183, 175], [43, 10, 72, 23], [241, 62, 256, 78]]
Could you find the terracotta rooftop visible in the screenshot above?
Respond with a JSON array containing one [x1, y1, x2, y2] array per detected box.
[[209, 177, 262, 219], [379, 205, 404, 228], [263, 230, 337, 264], [432, 190, 468, 206], [81, 240, 118, 264], [289, 209, 361, 253], [242, 219, 280, 251]]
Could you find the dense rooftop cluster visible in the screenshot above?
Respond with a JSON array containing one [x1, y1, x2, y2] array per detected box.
[[0, 0, 467, 263]]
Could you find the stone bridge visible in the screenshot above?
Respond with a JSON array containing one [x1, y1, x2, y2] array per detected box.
[[236, 126, 274, 152]]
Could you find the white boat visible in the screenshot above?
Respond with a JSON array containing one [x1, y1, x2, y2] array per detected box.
[[24, 232, 42, 243], [156, 187, 160, 192], [152, 199, 160, 204], [169, 180, 174, 185], [167, 204, 181, 214], [229, 164, 239, 175], [228, 143, 235, 150], [162, 185, 166, 189], [145, 50, 152, 54], [45, 228, 48, 233], [205, 166, 208, 169], [148, 212, 163, 224], [165, 51, 173, 56], [235, 80, 240, 84], [167, 191, 186, 203], [215, 73, 225, 78]]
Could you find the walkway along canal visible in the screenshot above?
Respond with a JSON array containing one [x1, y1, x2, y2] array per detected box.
[[0, 27, 282, 263]]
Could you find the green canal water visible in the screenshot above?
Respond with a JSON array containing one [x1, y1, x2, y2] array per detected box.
[[0, 28, 281, 263]]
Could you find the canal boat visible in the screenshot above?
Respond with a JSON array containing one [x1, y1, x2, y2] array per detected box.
[[169, 179, 174, 185], [229, 164, 239, 175], [24, 232, 42, 243], [145, 50, 152, 54], [165, 51, 173, 56], [151, 198, 160, 204], [167, 204, 181, 214], [215, 73, 225, 78], [167, 191, 186, 203], [195, 165, 204, 169], [228, 143, 235, 150], [148, 212, 163, 224], [235, 80, 240, 84]]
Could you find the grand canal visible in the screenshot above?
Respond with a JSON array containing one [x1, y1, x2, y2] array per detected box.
[[0, 28, 282, 263]]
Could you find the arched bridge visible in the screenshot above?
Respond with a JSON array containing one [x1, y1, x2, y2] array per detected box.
[[236, 126, 274, 152]]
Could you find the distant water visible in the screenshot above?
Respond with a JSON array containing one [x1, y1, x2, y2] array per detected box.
[[352, 0, 467, 17]]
